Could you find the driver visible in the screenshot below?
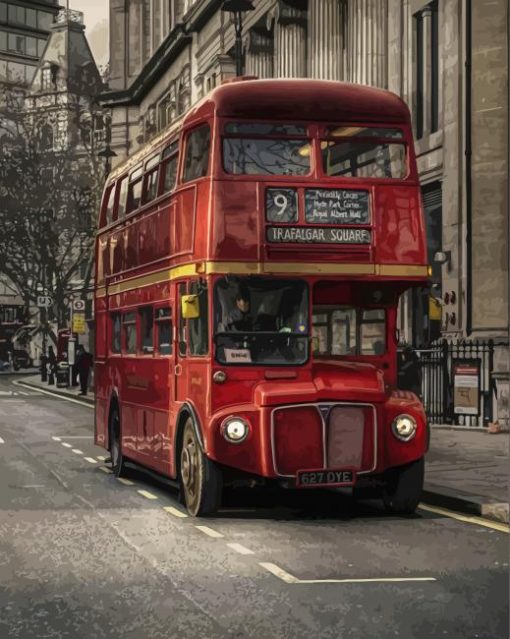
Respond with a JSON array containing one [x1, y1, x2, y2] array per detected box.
[[225, 288, 253, 332]]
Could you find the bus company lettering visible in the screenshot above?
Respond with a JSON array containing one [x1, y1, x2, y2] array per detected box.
[[267, 226, 371, 244]]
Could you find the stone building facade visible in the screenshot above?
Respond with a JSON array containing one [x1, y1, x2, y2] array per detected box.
[[101, 0, 509, 405]]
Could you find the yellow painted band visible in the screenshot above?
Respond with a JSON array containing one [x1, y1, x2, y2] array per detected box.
[[101, 261, 428, 296]]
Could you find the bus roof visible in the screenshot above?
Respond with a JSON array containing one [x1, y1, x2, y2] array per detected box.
[[184, 78, 410, 127]]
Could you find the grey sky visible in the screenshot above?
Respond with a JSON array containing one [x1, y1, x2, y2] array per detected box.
[[68, 0, 109, 68]]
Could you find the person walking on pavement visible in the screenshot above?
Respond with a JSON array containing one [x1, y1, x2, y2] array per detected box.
[[76, 346, 93, 395], [398, 345, 422, 397], [47, 346, 56, 386]]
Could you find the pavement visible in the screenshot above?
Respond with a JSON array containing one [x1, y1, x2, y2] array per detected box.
[[16, 373, 510, 524]]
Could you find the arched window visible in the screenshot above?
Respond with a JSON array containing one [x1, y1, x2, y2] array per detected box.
[[40, 123, 54, 150]]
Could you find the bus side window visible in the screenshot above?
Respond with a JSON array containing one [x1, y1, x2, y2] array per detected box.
[[127, 166, 143, 213], [102, 184, 115, 227], [178, 282, 187, 356], [142, 155, 160, 204], [189, 281, 208, 356], [139, 306, 154, 354], [111, 313, 121, 353], [183, 125, 210, 182], [155, 308, 172, 355], [117, 175, 128, 219], [161, 141, 178, 193], [122, 312, 136, 354]]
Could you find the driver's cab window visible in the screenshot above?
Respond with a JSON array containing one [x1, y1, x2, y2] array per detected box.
[[313, 307, 385, 357]]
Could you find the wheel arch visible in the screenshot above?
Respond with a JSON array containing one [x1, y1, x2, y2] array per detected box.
[[174, 402, 205, 472]]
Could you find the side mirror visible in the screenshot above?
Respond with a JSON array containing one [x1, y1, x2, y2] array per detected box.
[[181, 294, 200, 319]]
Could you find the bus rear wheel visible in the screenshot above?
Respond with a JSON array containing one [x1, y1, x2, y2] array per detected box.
[[109, 405, 129, 478], [180, 419, 222, 517], [382, 457, 424, 515]]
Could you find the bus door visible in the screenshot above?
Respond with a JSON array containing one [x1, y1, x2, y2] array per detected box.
[[153, 304, 175, 471], [174, 282, 189, 404]]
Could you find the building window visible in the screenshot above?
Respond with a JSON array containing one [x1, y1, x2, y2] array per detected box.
[[40, 123, 54, 150], [183, 124, 210, 182], [26, 36, 36, 57], [0, 3, 6, 23], [41, 67, 52, 90], [26, 8, 36, 28], [0, 29, 6, 50], [37, 11, 53, 31], [8, 32, 24, 54]]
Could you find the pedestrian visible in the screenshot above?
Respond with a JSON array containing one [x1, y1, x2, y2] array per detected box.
[[398, 345, 422, 397], [76, 346, 93, 396], [47, 346, 56, 386], [40, 351, 48, 382]]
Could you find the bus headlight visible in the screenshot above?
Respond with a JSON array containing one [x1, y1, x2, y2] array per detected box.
[[222, 417, 250, 444], [391, 414, 417, 442]]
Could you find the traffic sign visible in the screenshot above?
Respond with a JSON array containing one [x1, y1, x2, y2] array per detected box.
[[73, 299, 86, 312], [37, 295, 52, 308], [72, 313, 86, 334]]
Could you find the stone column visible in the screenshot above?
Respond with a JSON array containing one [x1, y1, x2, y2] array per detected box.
[[244, 29, 274, 78], [348, 0, 388, 88], [308, 0, 345, 80], [421, 5, 432, 136], [272, 1, 307, 78]]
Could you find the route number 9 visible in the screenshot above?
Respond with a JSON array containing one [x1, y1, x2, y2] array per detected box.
[[266, 188, 297, 223]]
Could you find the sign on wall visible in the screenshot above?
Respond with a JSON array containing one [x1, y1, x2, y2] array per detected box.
[[453, 360, 481, 416], [72, 313, 86, 335]]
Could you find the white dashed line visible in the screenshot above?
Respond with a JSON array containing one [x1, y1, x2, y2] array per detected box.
[[195, 526, 224, 539], [71, 449, 83, 455], [163, 506, 188, 518], [227, 543, 254, 555], [52, 436, 61, 442], [116, 478, 134, 486], [96, 455, 107, 461], [84, 457, 98, 464], [0, 437, 4, 444], [258, 563, 436, 584], [137, 490, 158, 500], [99, 466, 113, 474], [419, 503, 510, 534], [61, 442, 72, 448], [17, 391, 29, 396]]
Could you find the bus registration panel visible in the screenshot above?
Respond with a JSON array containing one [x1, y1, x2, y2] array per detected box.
[[296, 469, 356, 488]]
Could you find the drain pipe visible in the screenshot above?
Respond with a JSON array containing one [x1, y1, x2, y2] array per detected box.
[[465, 0, 473, 336]]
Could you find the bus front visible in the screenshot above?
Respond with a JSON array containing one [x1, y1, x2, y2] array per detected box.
[[188, 79, 428, 516]]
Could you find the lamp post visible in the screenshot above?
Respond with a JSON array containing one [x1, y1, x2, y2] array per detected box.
[[98, 143, 117, 181], [221, 0, 255, 77]]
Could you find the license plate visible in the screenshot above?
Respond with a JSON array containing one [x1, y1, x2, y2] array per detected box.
[[296, 469, 355, 488]]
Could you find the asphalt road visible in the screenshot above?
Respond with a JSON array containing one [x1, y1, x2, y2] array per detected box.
[[0, 376, 508, 639]]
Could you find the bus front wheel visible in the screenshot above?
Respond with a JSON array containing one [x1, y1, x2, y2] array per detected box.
[[180, 419, 222, 517], [382, 457, 424, 515], [109, 405, 129, 478]]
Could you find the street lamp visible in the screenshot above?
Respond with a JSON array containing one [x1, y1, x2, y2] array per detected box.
[[221, 0, 255, 77], [98, 143, 117, 181]]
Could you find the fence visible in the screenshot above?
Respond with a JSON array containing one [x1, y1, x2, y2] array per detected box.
[[405, 339, 507, 428]]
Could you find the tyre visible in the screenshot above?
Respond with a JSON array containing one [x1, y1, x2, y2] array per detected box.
[[382, 457, 424, 515], [180, 419, 222, 516], [109, 405, 129, 478]]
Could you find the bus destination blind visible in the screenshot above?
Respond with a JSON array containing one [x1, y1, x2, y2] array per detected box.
[[267, 226, 371, 244], [305, 189, 370, 225]]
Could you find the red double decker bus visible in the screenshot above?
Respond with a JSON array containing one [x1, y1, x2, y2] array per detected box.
[[94, 79, 429, 516]]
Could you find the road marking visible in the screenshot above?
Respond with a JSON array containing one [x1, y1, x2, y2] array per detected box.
[[71, 449, 83, 455], [259, 563, 300, 583], [61, 436, 92, 439], [0, 437, 4, 444], [137, 489, 158, 500], [0, 390, 13, 396], [258, 563, 436, 585], [61, 442, 72, 448], [163, 506, 188, 518], [52, 436, 61, 442], [21, 484, 45, 488], [84, 457, 98, 464], [17, 391, 29, 396], [99, 466, 113, 474], [97, 455, 107, 461], [419, 503, 509, 534], [12, 381, 94, 409], [195, 526, 224, 539], [117, 477, 134, 486], [227, 543, 254, 555]]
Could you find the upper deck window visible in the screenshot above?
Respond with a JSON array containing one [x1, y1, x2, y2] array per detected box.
[[142, 155, 160, 205], [223, 121, 310, 176], [321, 126, 407, 179], [183, 125, 210, 182], [126, 166, 143, 213], [103, 184, 115, 227], [162, 141, 178, 193]]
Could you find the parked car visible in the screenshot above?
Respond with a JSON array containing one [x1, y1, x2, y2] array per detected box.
[[12, 350, 33, 370]]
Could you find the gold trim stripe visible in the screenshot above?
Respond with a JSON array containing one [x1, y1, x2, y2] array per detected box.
[[100, 261, 429, 296]]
